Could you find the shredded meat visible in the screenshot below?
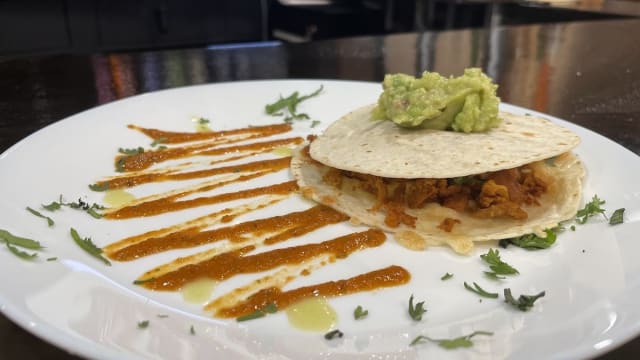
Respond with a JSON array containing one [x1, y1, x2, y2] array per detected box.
[[437, 217, 461, 232], [322, 168, 343, 188], [475, 180, 528, 220], [328, 163, 548, 228], [383, 202, 417, 228]]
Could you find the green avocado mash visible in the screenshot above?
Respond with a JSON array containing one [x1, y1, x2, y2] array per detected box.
[[372, 68, 501, 133]]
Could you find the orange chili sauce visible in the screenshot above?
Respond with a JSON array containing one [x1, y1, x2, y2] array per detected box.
[[117, 136, 302, 172], [105, 180, 298, 219], [100, 123, 413, 320], [216, 265, 411, 318], [139, 229, 386, 291], [130, 123, 291, 144], [102, 154, 293, 190], [108, 205, 348, 261]]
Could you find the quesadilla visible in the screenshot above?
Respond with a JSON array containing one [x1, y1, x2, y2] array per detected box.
[[291, 104, 584, 254]]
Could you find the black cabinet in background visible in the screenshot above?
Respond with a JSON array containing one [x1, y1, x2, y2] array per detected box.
[[0, 0, 70, 54], [0, 0, 265, 56]]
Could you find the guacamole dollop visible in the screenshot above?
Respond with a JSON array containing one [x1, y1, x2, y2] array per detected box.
[[372, 68, 501, 133]]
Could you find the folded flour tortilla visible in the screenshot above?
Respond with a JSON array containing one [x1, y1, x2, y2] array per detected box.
[[291, 104, 585, 254]]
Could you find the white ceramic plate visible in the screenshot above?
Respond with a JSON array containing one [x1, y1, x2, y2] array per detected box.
[[1, 80, 639, 360]]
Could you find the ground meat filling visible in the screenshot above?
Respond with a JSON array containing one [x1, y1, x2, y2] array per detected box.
[[324, 164, 547, 229]]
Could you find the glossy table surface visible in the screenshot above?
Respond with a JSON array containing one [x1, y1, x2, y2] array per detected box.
[[1, 18, 639, 359]]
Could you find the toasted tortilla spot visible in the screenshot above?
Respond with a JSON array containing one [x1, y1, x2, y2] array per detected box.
[[301, 187, 315, 198], [396, 231, 427, 251], [321, 195, 336, 204]]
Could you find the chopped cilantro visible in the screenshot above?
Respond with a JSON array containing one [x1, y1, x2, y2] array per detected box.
[[265, 85, 323, 124], [441, 272, 454, 281], [576, 195, 606, 224], [69, 228, 111, 266], [410, 331, 493, 348], [324, 329, 343, 340], [464, 282, 498, 298], [609, 208, 625, 225], [236, 303, 277, 322], [408, 294, 427, 321], [480, 249, 518, 278], [26, 207, 54, 226], [503, 288, 545, 311], [137, 320, 149, 329], [499, 229, 557, 250], [353, 305, 368, 320]]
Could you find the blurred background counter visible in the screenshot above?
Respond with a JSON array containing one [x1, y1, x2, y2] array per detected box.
[[1, 0, 640, 55]]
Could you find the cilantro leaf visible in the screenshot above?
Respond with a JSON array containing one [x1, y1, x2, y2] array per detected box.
[[354, 305, 368, 320], [88, 183, 109, 192], [410, 331, 493, 348], [265, 85, 323, 123], [194, 117, 209, 124], [480, 249, 519, 277], [0, 229, 43, 250], [408, 294, 427, 321], [6, 243, 38, 260], [324, 329, 343, 340], [150, 137, 167, 147], [503, 288, 545, 311], [26, 207, 55, 226], [441, 272, 454, 281], [609, 208, 625, 225], [236, 303, 278, 322], [42, 196, 104, 219], [576, 195, 606, 224], [137, 320, 149, 329], [115, 156, 128, 172], [484, 271, 506, 280], [118, 147, 144, 155], [69, 228, 111, 266], [464, 282, 499, 298], [499, 229, 557, 250], [42, 199, 62, 211]]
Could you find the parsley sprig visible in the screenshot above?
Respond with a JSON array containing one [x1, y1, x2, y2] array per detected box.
[[410, 331, 493, 348]]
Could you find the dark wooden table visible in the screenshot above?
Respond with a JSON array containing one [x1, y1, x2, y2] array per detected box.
[[1, 17, 639, 359]]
